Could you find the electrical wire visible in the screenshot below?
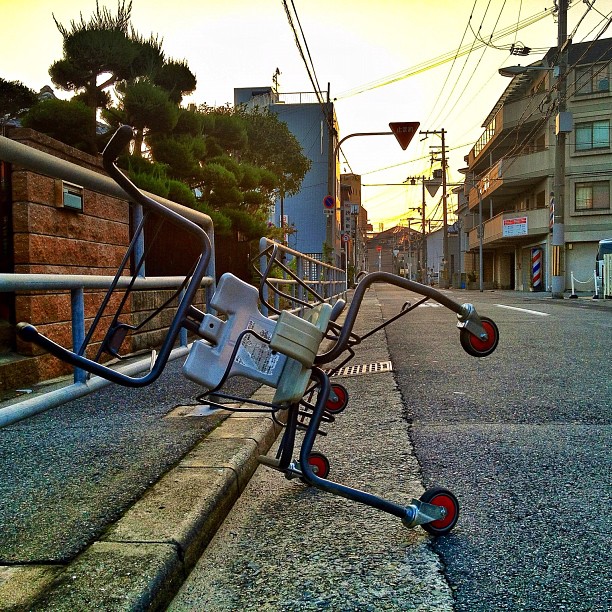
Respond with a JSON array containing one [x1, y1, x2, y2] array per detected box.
[[424, 0, 478, 127], [463, 31, 612, 202], [282, 0, 324, 105], [335, 6, 556, 100], [434, 0, 510, 129]]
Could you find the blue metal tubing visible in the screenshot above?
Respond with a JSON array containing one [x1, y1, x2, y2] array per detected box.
[[17, 244, 210, 388], [70, 288, 87, 384], [16, 126, 212, 388], [298, 368, 409, 520]]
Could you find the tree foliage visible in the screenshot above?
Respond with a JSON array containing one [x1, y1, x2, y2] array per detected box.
[[15, 2, 310, 243], [21, 98, 95, 151], [236, 106, 311, 198], [0, 78, 38, 126], [49, 0, 194, 153]]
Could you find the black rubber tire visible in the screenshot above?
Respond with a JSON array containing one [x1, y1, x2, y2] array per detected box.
[[460, 316, 499, 357], [325, 383, 349, 414], [420, 487, 460, 536]]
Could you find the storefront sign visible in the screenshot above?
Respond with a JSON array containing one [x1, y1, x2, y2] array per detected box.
[[503, 216, 528, 237]]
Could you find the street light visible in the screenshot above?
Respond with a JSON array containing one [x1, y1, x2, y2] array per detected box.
[[331, 124, 419, 269], [498, 64, 555, 78]]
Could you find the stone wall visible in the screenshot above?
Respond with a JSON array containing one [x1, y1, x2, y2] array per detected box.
[[1, 129, 205, 393], [1, 130, 131, 388]]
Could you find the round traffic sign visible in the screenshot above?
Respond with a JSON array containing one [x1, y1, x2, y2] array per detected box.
[[323, 195, 334, 209]]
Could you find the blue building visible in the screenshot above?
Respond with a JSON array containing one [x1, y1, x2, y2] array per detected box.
[[234, 87, 342, 266]]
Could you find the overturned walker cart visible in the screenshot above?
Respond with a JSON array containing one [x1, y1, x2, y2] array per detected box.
[[17, 126, 500, 536]]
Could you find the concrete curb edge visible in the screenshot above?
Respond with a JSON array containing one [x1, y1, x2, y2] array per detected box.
[[1, 388, 281, 611]]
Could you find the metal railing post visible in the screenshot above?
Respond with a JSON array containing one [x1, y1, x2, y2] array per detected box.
[[133, 204, 145, 277], [259, 237, 269, 316], [296, 256, 304, 314], [70, 287, 87, 384]]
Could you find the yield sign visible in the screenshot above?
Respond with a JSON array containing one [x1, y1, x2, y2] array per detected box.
[[389, 122, 420, 150]]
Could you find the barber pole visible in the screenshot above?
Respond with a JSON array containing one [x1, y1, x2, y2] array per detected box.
[[532, 247, 542, 290], [549, 194, 554, 232]]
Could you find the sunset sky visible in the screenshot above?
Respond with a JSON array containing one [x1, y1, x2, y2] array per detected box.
[[2, 0, 610, 229]]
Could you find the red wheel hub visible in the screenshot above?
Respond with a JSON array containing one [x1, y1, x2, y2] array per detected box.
[[428, 494, 457, 529], [469, 320, 496, 352]]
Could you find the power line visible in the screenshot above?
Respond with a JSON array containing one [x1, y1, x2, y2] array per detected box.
[[424, 0, 478, 126], [282, 0, 324, 105], [335, 6, 556, 100], [433, 0, 507, 128]]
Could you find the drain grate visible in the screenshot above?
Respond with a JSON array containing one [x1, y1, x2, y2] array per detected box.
[[327, 360, 393, 378]]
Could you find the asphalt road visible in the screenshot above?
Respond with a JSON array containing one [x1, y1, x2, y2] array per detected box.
[[170, 288, 610, 611], [0, 359, 259, 564], [380, 287, 611, 611]]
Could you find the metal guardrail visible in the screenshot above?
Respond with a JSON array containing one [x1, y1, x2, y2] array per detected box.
[[0, 133, 217, 426], [0, 133, 216, 293], [0, 133, 347, 426], [0, 274, 213, 427], [0, 135, 214, 231], [258, 238, 347, 315], [0, 239, 343, 428]]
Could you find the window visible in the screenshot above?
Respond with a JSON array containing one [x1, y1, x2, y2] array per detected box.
[[575, 120, 610, 151], [575, 181, 610, 211], [575, 63, 610, 95]]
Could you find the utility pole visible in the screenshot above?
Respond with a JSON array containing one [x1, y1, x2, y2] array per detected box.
[[421, 178, 427, 283], [421, 129, 449, 287], [405, 175, 429, 283], [552, 0, 569, 298], [441, 129, 449, 288]]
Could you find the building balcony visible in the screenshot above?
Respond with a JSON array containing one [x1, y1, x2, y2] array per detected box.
[[465, 92, 549, 169], [467, 207, 549, 250], [467, 148, 551, 211]]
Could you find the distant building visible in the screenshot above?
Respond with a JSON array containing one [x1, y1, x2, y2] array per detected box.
[[234, 87, 342, 266], [460, 37, 612, 291], [367, 225, 421, 276], [340, 173, 368, 276]]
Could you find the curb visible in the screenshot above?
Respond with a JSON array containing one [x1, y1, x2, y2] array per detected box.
[[1, 388, 281, 612]]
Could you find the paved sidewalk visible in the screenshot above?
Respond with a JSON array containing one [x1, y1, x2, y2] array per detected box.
[[5, 285, 603, 609], [1, 386, 283, 611], [168, 290, 454, 611]]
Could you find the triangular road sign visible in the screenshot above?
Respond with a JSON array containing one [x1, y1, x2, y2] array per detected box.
[[389, 122, 420, 150], [425, 180, 441, 197]]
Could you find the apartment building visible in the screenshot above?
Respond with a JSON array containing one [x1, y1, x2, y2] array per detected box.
[[461, 37, 612, 291], [234, 87, 343, 266]]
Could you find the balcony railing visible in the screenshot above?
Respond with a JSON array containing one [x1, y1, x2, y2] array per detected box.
[[467, 207, 549, 250], [468, 161, 503, 209], [276, 91, 327, 104], [467, 147, 551, 211], [466, 92, 548, 166], [499, 148, 551, 182]]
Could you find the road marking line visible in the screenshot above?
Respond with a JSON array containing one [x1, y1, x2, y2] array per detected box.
[[494, 304, 550, 316]]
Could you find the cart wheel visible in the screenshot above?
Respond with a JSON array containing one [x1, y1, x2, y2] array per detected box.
[[460, 316, 499, 357], [420, 487, 459, 536], [325, 383, 349, 414], [305, 452, 330, 479]]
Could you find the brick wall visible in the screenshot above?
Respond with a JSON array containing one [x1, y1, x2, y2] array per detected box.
[[1, 129, 204, 392]]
